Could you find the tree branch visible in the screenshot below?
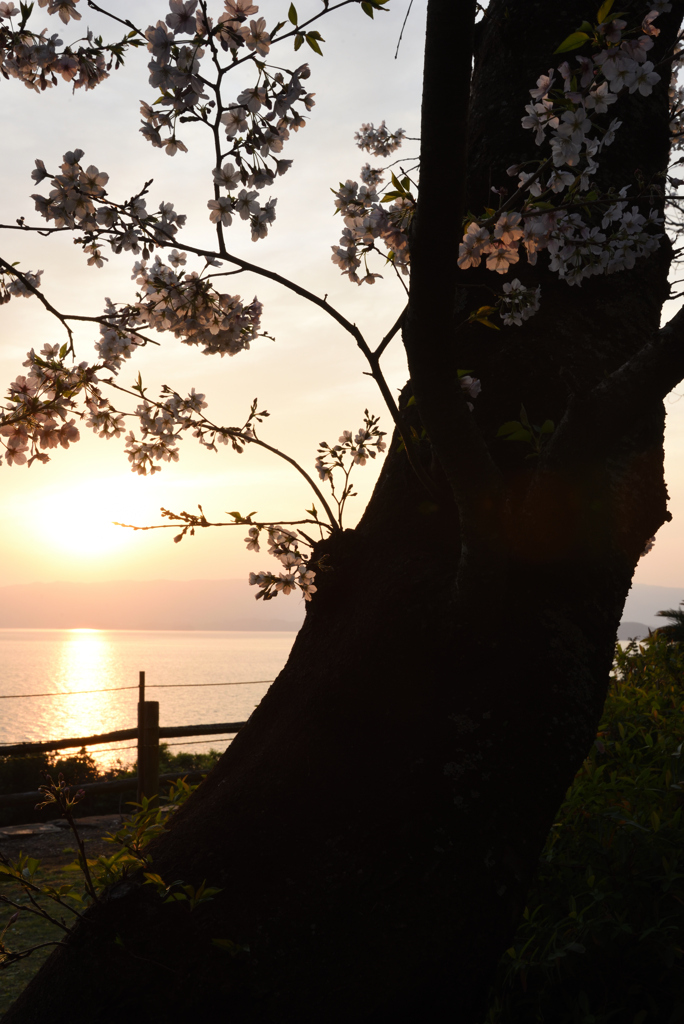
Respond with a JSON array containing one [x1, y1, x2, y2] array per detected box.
[[373, 305, 406, 359], [103, 379, 340, 531], [541, 304, 684, 472]]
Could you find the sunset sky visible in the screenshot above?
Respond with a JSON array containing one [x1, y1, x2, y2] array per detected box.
[[1, 0, 684, 597]]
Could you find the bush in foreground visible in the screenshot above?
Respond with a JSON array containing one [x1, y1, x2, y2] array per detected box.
[[487, 638, 684, 1023], [0, 745, 224, 826]]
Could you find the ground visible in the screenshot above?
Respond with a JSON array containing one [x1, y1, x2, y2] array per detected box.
[[0, 814, 124, 1014]]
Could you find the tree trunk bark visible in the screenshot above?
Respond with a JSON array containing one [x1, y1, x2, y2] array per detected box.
[[5, 2, 683, 1021]]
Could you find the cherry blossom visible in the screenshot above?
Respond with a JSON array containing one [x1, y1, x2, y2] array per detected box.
[[455, 2, 668, 309], [131, 255, 264, 357], [498, 280, 541, 327], [248, 527, 317, 602], [3, 0, 676, 610], [354, 121, 406, 157], [38, 0, 81, 25], [166, 1, 198, 35], [314, 411, 387, 522]]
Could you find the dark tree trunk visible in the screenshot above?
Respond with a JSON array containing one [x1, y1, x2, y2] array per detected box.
[[5, 2, 684, 1021]]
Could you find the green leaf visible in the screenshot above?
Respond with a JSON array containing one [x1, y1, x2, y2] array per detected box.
[[596, 0, 614, 22], [294, 32, 304, 50], [306, 33, 323, 54], [497, 421, 524, 437], [212, 938, 244, 954], [540, 419, 555, 434], [361, 1, 375, 16], [578, 20, 594, 34], [505, 429, 533, 443], [59, 342, 68, 359], [288, 2, 297, 24], [554, 31, 590, 53], [468, 305, 500, 330]]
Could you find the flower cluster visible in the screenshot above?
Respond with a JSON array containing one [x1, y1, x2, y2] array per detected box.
[[124, 430, 180, 476], [138, 1, 315, 247], [30, 149, 190, 265], [30, 148, 108, 230], [354, 120, 406, 157], [498, 279, 541, 326], [208, 162, 277, 242], [84, 394, 126, 440], [93, 302, 142, 372], [215, 60, 315, 192], [123, 387, 209, 475], [460, 199, 661, 285], [314, 411, 386, 524], [131, 255, 263, 356], [122, 388, 267, 474], [0, 0, 136, 94], [0, 344, 97, 466], [248, 528, 317, 601], [330, 177, 413, 283], [0, 266, 44, 302], [140, 13, 206, 156], [458, 3, 669, 306], [331, 121, 416, 286], [315, 416, 387, 480]]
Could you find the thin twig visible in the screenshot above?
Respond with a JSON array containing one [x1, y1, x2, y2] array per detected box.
[[395, 0, 415, 59], [104, 379, 340, 531]]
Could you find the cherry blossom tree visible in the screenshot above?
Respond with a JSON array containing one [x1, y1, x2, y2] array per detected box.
[[3, 0, 684, 1020]]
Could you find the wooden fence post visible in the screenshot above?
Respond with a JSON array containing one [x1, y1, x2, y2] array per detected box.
[[137, 670, 159, 806]]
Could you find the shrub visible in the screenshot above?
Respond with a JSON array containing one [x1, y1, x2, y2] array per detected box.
[[0, 750, 100, 797], [0, 745, 224, 826], [486, 637, 684, 1024]]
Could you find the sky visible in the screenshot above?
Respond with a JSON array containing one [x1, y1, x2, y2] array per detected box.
[[0, 0, 683, 597]]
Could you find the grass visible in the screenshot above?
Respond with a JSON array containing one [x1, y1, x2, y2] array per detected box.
[[0, 774, 204, 1014], [0, 862, 77, 1015]]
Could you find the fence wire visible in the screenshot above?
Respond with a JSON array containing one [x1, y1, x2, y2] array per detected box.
[[0, 680, 273, 699]]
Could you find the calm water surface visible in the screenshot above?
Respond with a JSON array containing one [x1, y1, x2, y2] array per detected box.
[[0, 629, 296, 768]]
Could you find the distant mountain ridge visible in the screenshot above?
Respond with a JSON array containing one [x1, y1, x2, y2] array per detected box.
[[0, 580, 680, 633], [0, 579, 306, 631], [621, 584, 684, 629]]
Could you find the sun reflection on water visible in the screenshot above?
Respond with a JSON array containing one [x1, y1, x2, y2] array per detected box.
[[0, 629, 296, 771], [49, 630, 123, 742]]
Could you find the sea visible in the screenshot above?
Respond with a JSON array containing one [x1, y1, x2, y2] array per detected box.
[[0, 629, 297, 770]]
